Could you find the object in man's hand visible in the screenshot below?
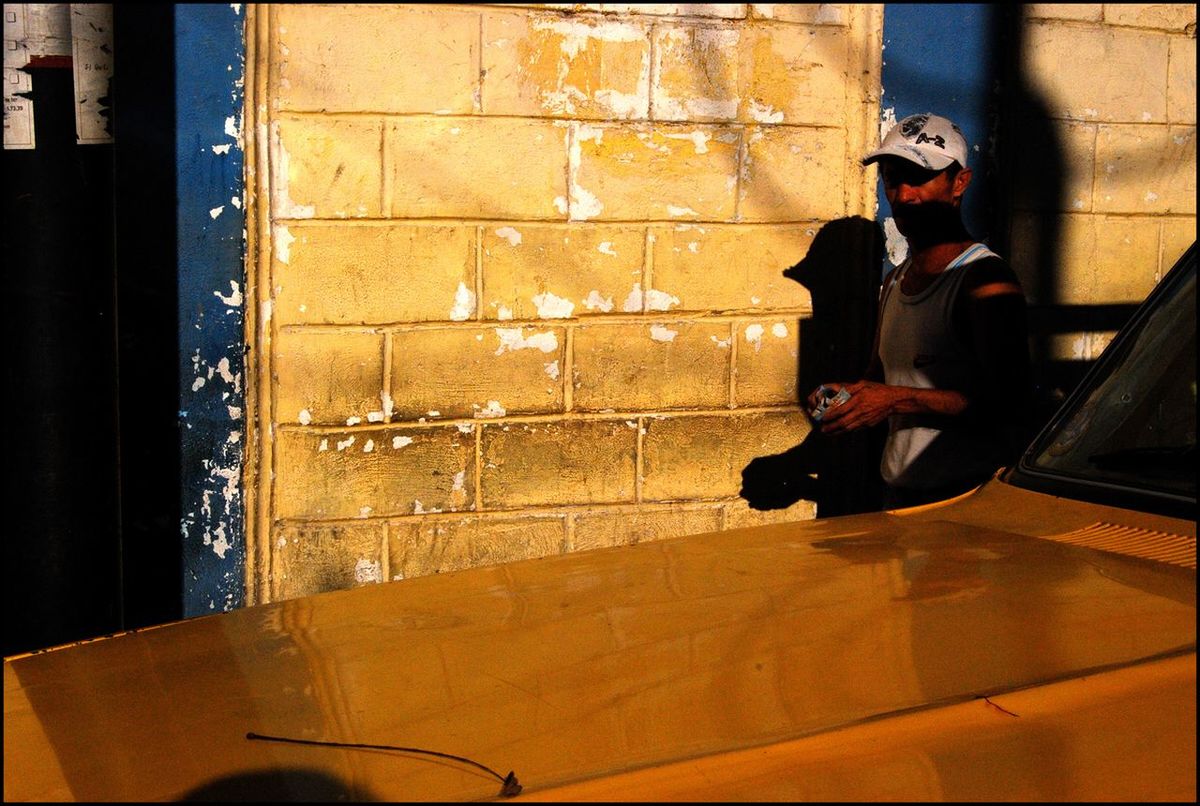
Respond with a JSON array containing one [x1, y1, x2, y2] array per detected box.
[[810, 385, 851, 422]]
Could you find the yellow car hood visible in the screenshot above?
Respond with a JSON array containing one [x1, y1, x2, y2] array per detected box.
[[5, 481, 1196, 801]]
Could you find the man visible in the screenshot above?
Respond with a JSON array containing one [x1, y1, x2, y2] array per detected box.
[[808, 113, 1032, 509]]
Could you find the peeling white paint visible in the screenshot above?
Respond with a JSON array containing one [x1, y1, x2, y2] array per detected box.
[[495, 327, 559, 355], [211, 143, 232, 155], [318, 438, 328, 452], [271, 123, 316, 218], [688, 242, 699, 253], [363, 438, 375, 453], [597, 241, 618, 256], [583, 290, 614, 312], [497, 304, 514, 320], [214, 280, 242, 306], [533, 291, 575, 319], [568, 124, 604, 221], [544, 360, 560, 379], [298, 409, 312, 425], [355, 557, 381, 582], [745, 323, 765, 352], [495, 226, 522, 246], [275, 225, 295, 264], [209, 205, 224, 219], [553, 196, 568, 214], [667, 204, 699, 217], [382, 391, 394, 419], [772, 322, 788, 338], [747, 99, 784, 124], [413, 500, 426, 514], [393, 435, 413, 449], [475, 400, 507, 418], [367, 411, 385, 423], [879, 106, 897, 142], [711, 334, 730, 348], [450, 281, 476, 321], [192, 377, 206, 392], [336, 436, 356, 451], [623, 283, 644, 312], [649, 324, 677, 342], [663, 129, 712, 154], [457, 423, 474, 434], [751, 296, 761, 305], [346, 416, 362, 426], [228, 405, 242, 420], [1144, 191, 1159, 203], [883, 217, 908, 266], [645, 288, 680, 311], [427, 410, 441, 418]]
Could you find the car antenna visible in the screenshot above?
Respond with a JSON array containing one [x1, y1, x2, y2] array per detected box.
[[245, 731, 523, 797]]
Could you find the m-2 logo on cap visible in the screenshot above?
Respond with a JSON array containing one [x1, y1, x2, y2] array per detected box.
[[914, 132, 946, 149]]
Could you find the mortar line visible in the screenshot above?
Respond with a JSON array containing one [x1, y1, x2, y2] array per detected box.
[[380, 520, 390, 584], [473, 423, 483, 513], [241, 2, 262, 606], [256, 4, 278, 606], [563, 326, 574, 411], [564, 512, 575, 553], [381, 331, 394, 423], [475, 224, 484, 320], [635, 416, 645, 503], [380, 120, 393, 216], [727, 320, 737, 408]]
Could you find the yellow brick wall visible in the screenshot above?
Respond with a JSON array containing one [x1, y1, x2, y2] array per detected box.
[[243, 3, 882, 603], [1013, 4, 1196, 361]]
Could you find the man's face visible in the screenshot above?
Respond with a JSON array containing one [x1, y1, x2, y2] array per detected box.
[[878, 158, 971, 242]]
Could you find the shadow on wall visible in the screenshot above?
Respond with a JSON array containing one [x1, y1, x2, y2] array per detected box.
[[739, 216, 887, 517], [992, 4, 1139, 426]]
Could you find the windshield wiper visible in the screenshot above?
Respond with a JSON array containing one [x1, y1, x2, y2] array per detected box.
[[1088, 444, 1196, 470]]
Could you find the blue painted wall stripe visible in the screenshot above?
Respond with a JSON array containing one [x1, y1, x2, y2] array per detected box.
[[176, 4, 247, 616], [878, 3, 998, 270]]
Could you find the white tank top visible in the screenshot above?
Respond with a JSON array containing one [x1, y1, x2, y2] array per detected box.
[[877, 243, 1011, 489]]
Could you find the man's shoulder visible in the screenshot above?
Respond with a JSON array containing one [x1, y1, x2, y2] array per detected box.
[[959, 252, 1021, 290]]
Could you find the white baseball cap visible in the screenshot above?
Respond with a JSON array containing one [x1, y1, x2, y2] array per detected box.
[[863, 113, 969, 171]]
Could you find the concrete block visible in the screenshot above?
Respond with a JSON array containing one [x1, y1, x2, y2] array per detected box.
[[273, 224, 476, 325], [642, 411, 811, 500], [1103, 3, 1196, 30], [271, 521, 385, 600], [738, 23, 848, 126], [388, 117, 569, 219], [389, 515, 566, 580], [571, 122, 740, 220], [572, 321, 732, 411], [389, 326, 565, 420], [273, 330, 384, 425], [482, 10, 651, 119], [480, 224, 645, 319], [274, 426, 475, 520], [1161, 218, 1197, 277], [748, 4, 850, 25], [1011, 119, 1097, 213], [734, 317, 800, 406], [272, 116, 383, 219], [273, 5, 479, 113], [1023, 22, 1168, 122], [650, 223, 814, 311], [1168, 35, 1197, 124], [1095, 124, 1196, 214], [652, 24, 740, 122], [723, 496, 816, 527], [573, 505, 722, 550], [1023, 4, 1102, 21], [739, 125, 847, 221], [480, 420, 637, 506]]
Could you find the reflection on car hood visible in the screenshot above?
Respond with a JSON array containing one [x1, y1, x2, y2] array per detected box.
[[4, 481, 1196, 801]]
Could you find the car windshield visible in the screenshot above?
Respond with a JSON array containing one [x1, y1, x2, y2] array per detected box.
[[1012, 246, 1196, 516]]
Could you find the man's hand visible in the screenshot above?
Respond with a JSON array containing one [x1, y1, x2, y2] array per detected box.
[[815, 380, 896, 434]]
